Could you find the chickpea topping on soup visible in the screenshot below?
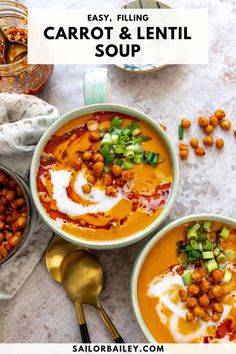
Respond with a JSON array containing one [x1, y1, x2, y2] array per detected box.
[[36, 112, 173, 241], [138, 221, 236, 343]]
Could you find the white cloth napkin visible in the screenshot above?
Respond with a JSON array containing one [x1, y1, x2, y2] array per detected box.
[[0, 93, 60, 300]]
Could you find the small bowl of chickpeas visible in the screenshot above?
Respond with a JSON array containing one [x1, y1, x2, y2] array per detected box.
[[0, 165, 31, 265]]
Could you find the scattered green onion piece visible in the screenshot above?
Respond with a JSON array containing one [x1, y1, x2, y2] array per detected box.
[[203, 221, 212, 232], [202, 251, 214, 259], [199, 243, 203, 252], [146, 151, 154, 163], [104, 166, 110, 174], [178, 124, 184, 140], [141, 136, 150, 142], [185, 245, 193, 251], [205, 259, 218, 273], [133, 137, 143, 144], [203, 240, 213, 251], [114, 145, 125, 154], [217, 252, 227, 264], [219, 263, 227, 270], [111, 116, 122, 128], [182, 272, 192, 286], [133, 155, 143, 164], [108, 127, 115, 133], [123, 128, 131, 136], [224, 249, 236, 260], [179, 253, 188, 264], [123, 161, 134, 170], [222, 270, 232, 283], [190, 240, 199, 250], [220, 227, 231, 240], [129, 121, 140, 130], [105, 153, 115, 165], [190, 250, 202, 260], [181, 263, 189, 269], [187, 223, 201, 240], [132, 128, 141, 136], [125, 150, 135, 159], [151, 153, 159, 166], [101, 144, 110, 158]]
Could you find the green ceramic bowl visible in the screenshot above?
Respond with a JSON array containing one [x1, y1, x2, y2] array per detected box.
[[30, 69, 179, 250], [131, 214, 236, 342]]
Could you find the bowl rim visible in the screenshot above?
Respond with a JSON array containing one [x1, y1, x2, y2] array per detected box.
[[130, 213, 236, 343], [0, 164, 31, 265], [30, 103, 179, 250]]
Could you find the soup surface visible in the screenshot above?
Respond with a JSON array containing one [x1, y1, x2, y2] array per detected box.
[[36, 111, 173, 241], [138, 221, 236, 343]]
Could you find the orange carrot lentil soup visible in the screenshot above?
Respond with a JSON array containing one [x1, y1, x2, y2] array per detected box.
[[138, 221, 236, 343], [36, 112, 173, 241]]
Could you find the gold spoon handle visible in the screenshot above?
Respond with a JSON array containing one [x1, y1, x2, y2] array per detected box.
[[75, 302, 91, 343], [97, 304, 124, 343]]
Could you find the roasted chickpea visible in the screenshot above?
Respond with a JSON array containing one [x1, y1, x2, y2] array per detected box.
[[212, 302, 224, 314], [87, 119, 99, 132], [0, 246, 7, 257], [15, 216, 27, 230], [198, 116, 209, 127], [0, 232, 4, 243], [89, 131, 101, 142], [192, 270, 203, 283], [111, 165, 122, 178], [115, 178, 127, 187], [8, 179, 17, 189], [190, 137, 199, 148], [210, 115, 219, 126], [82, 151, 93, 162], [200, 280, 211, 293], [181, 119, 191, 129], [5, 190, 15, 201], [212, 270, 224, 284], [202, 311, 211, 322], [186, 311, 195, 322], [16, 186, 23, 196], [121, 170, 135, 181], [93, 162, 104, 177], [220, 120, 231, 130], [212, 313, 221, 322], [105, 186, 117, 197], [193, 306, 206, 319], [87, 174, 96, 185], [215, 109, 225, 120], [0, 204, 5, 213], [188, 284, 200, 296], [199, 294, 210, 307], [179, 150, 188, 160], [179, 289, 188, 302], [212, 285, 224, 298], [187, 297, 198, 309], [103, 174, 113, 186], [82, 184, 92, 194], [92, 153, 104, 163], [204, 125, 214, 135], [203, 135, 214, 147], [195, 146, 206, 156], [215, 138, 224, 149], [0, 221, 5, 231], [179, 143, 189, 150], [8, 236, 20, 247]]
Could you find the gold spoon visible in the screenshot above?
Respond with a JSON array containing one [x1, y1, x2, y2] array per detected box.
[[0, 27, 27, 64], [61, 250, 124, 343], [45, 237, 91, 343]]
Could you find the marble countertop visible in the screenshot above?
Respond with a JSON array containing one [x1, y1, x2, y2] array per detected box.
[[0, 0, 236, 343]]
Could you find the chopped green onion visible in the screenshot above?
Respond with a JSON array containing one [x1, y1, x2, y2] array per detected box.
[[182, 272, 192, 286], [114, 145, 125, 154], [222, 270, 232, 283], [101, 133, 112, 145], [202, 251, 214, 259], [187, 223, 201, 240], [105, 153, 115, 165], [151, 153, 159, 166], [220, 227, 231, 240], [178, 124, 184, 140], [146, 151, 154, 163], [203, 221, 212, 232], [101, 144, 110, 158], [108, 127, 115, 133], [122, 128, 131, 136], [199, 243, 203, 252], [123, 161, 134, 170], [190, 240, 199, 250], [125, 150, 135, 159], [219, 263, 227, 269], [205, 259, 218, 273], [104, 166, 110, 174], [190, 250, 202, 260], [185, 245, 193, 251], [224, 249, 236, 260], [133, 155, 143, 164], [129, 121, 140, 130], [179, 253, 188, 264], [116, 159, 123, 166], [217, 252, 227, 264], [203, 240, 213, 251], [132, 128, 141, 136], [111, 134, 119, 145], [197, 232, 207, 242], [111, 116, 122, 128], [213, 247, 221, 257]]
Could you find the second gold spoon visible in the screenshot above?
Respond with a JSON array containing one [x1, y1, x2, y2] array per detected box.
[[61, 250, 124, 343]]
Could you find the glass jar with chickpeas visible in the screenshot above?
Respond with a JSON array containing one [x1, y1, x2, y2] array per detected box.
[[0, 165, 33, 265]]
